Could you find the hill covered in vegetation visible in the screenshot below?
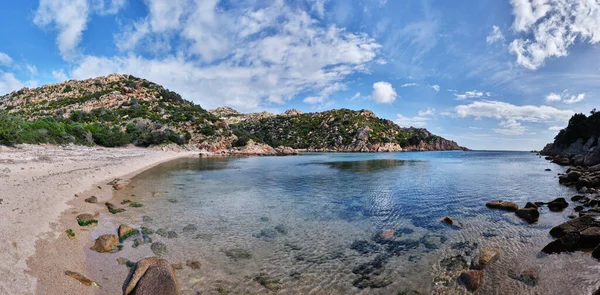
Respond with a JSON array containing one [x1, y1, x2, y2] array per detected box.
[[217, 108, 466, 152], [0, 74, 465, 153], [541, 109, 600, 166]]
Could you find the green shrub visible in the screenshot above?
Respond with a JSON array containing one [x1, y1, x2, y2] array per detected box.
[[0, 111, 23, 145]]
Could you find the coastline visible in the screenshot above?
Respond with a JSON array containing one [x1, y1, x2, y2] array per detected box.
[[0, 144, 198, 294]]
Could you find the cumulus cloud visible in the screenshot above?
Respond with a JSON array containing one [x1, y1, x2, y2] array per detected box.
[[509, 0, 600, 69], [349, 92, 361, 101], [454, 90, 488, 100], [34, 0, 90, 59], [548, 126, 564, 131], [430, 85, 440, 92], [395, 114, 430, 127], [494, 119, 527, 135], [545, 90, 586, 104], [0, 72, 37, 96], [52, 70, 69, 82], [0, 52, 13, 66], [370, 81, 397, 104], [418, 108, 435, 117], [486, 25, 505, 44], [401, 83, 419, 88], [66, 1, 381, 111], [455, 100, 573, 122]]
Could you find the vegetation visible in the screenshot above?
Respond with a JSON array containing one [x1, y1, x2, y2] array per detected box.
[[76, 218, 98, 227], [554, 109, 600, 147], [65, 229, 75, 239]]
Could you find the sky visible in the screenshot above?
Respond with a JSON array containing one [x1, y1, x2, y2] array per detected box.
[[0, 0, 599, 150]]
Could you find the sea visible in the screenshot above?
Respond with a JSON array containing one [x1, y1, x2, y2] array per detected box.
[[91, 151, 600, 294]]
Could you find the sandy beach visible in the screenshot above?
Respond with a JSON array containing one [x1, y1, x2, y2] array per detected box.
[[0, 144, 198, 295]]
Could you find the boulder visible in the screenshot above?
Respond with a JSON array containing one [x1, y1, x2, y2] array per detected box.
[[516, 208, 540, 224], [571, 195, 585, 202], [579, 227, 600, 248], [486, 200, 519, 212], [524, 202, 538, 209], [76, 213, 98, 227], [106, 202, 125, 214], [119, 225, 139, 241], [541, 232, 580, 254], [584, 148, 600, 167], [592, 244, 600, 260], [458, 270, 483, 292], [559, 171, 582, 184], [124, 257, 180, 295], [471, 248, 500, 270], [553, 157, 571, 166], [84, 196, 97, 203], [90, 234, 119, 253], [549, 216, 596, 238], [547, 198, 568, 212]]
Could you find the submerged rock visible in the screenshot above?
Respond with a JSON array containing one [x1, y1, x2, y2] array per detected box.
[[510, 266, 540, 287], [124, 257, 179, 295], [458, 270, 483, 292], [151, 242, 168, 257], [441, 216, 455, 226], [547, 198, 569, 212], [186, 260, 201, 270], [142, 216, 153, 222], [274, 224, 289, 235], [486, 200, 519, 212], [105, 202, 125, 214], [182, 224, 197, 234], [379, 230, 395, 239], [90, 234, 119, 253], [440, 255, 468, 271], [224, 248, 252, 261], [472, 248, 500, 270], [254, 273, 281, 290], [352, 276, 392, 289], [350, 240, 380, 254]]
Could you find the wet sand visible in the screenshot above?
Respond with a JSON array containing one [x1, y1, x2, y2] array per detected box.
[[0, 144, 197, 294]]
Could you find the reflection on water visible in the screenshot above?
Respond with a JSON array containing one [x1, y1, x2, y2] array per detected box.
[[321, 159, 414, 172], [93, 151, 600, 295]]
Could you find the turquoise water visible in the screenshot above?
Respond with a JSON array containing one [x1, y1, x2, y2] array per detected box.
[[97, 151, 600, 294]]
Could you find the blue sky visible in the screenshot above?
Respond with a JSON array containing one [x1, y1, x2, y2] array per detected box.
[[0, 0, 599, 150]]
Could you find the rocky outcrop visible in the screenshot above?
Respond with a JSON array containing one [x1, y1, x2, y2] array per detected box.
[[485, 200, 519, 212], [541, 111, 600, 167]]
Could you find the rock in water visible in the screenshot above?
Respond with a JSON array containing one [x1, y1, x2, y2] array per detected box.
[[486, 200, 519, 212], [579, 227, 600, 248], [151, 242, 168, 256], [182, 224, 197, 234], [458, 270, 483, 292], [119, 224, 139, 241], [186, 260, 201, 270], [541, 232, 581, 254], [90, 234, 119, 253], [76, 213, 98, 227], [549, 216, 596, 238], [510, 266, 540, 287], [106, 202, 125, 214], [592, 244, 600, 260], [84, 196, 97, 203], [64, 271, 102, 289], [380, 230, 395, 239], [441, 216, 455, 226], [124, 257, 179, 295], [516, 208, 540, 224], [547, 197, 569, 212], [472, 248, 500, 270]]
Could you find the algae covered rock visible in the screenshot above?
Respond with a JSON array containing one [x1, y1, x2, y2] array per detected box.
[[90, 234, 119, 253], [119, 224, 139, 241], [76, 213, 98, 227]]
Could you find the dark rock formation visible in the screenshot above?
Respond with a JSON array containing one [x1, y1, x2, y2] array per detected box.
[[485, 200, 519, 212], [516, 208, 540, 224]]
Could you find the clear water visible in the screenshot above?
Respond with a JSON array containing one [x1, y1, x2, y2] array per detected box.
[[95, 151, 600, 294]]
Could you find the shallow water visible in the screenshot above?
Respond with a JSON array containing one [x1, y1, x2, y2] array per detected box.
[[97, 151, 600, 294]]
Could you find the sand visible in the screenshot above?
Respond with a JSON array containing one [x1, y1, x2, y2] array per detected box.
[[0, 144, 198, 295]]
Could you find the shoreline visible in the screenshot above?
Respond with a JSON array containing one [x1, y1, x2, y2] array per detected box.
[[0, 144, 198, 294]]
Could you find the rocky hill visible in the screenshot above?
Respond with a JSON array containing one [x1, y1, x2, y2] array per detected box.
[[0, 74, 466, 153], [216, 108, 466, 152], [0, 74, 231, 150], [541, 109, 600, 166]]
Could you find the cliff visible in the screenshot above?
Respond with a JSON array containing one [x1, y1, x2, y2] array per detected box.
[[541, 110, 600, 166]]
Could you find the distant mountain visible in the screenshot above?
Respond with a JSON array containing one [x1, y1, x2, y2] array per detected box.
[[214, 107, 467, 152], [0, 74, 466, 152], [541, 109, 600, 166]]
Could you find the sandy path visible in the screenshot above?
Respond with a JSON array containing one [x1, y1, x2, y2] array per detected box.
[[0, 145, 198, 295]]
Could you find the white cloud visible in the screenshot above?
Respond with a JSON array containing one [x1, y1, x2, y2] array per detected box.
[[430, 84, 440, 92], [545, 90, 586, 104], [395, 114, 430, 127], [418, 107, 435, 117], [563, 93, 585, 104], [509, 0, 600, 69], [401, 83, 419, 88], [454, 90, 484, 100], [486, 25, 505, 44], [548, 126, 564, 131], [494, 119, 527, 135], [370, 81, 397, 104], [52, 70, 69, 82], [34, 0, 90, 59], [349, 92, 361, 101], [455, 100, 574, 122], [68, 1, 381, 111], [0, 72, 37, 96], [91, 0, 126, 15], [0, 52, 13, 66]]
